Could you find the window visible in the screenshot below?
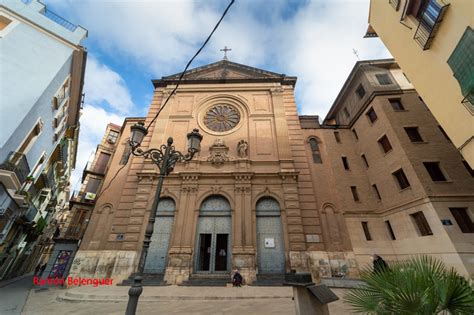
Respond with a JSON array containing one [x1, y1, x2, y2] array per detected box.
[[449, 208, 474, 233], [352, 129, 358, 140], [0, 15, 12, 31], [107, 130, 119, 144], [93, 152, 111, 174], [334, 131, 341, 143], [378, 135, 392, 153], [376, 73, 392, 85], [343, 107, 350, 118], [412, 0, 450, 50], [361, 222, 372, 240], [342, 156, 350, 170], [438, 126, 451, 142], [356, 84, 366, 99], [410, 211, 433, 236], [389, 0, 400, 11], [17, 119, 43, 154], [366, 108, 378, 123], [447, 27, 474, 110], [120, 142, 132, 165], [385, 220, 396, 240], [351, 186, 360, 202], [309, 138, 322, 164], [361, 154, 369, 168], [404, 127, 424, 142], [393, 168, 410, 189], [462, 160, 474, 177], [423, 162, 447, 181], [390, 99, 405, 111], [372, 184, 381, 200]]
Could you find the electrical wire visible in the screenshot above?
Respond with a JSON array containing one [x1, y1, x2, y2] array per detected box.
[[146, 0, 236, 132], [95, 0, 235, 198]]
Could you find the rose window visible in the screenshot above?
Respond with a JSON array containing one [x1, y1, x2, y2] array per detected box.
[[203, 104, 240, 132]]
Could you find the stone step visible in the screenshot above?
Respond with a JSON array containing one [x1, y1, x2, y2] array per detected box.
[[180, 274, 232, 287], [251, 274, 286, 286], [119, 273, 168, 286]]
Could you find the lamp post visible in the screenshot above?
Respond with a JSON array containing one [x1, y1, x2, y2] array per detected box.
[[125, 122, 203, 315]]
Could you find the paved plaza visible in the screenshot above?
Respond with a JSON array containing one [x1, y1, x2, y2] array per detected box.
[[0, 276, 353, 315]]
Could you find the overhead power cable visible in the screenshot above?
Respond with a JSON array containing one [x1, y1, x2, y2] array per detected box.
[[96, 0, 235, 198], [146, 0, 236, 132]]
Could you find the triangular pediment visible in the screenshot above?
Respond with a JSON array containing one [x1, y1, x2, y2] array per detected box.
[[153, 60, 296, 87], [164, 60, 285, 80]]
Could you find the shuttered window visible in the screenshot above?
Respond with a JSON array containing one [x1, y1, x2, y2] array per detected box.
[[410, 211, 433, 236]]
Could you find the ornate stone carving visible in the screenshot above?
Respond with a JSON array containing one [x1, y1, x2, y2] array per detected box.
[[207, 138, 231, 167], [237, 140, 249, 158], [203, 104, 240, 132]]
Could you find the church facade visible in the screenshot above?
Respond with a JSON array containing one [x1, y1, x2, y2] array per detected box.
[[68, 59, 473, 284]]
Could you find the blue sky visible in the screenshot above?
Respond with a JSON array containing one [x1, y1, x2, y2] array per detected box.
[[43, 0, 391, 187]]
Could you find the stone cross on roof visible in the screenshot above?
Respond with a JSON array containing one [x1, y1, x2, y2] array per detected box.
[[220, 46, 232, 60]]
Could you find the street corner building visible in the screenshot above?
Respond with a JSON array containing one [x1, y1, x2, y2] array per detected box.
[[0, 0, 87, 280], [68, 58, 474, 286]]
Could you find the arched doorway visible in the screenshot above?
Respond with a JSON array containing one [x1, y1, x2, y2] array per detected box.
[[256, 197, 285, 274], [195, 195, 231, 273], [144, 197, 176, 274]]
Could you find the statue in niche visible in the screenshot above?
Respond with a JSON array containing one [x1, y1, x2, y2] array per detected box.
[[237, 140, 248, 158]]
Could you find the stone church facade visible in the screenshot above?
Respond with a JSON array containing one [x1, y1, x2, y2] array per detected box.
[[68, 59, 473, 284]]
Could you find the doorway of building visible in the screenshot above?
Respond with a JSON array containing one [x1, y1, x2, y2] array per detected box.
[[256, 197, 286, 274], [195, 195, 231, 273], [144, 198, 176, 274]]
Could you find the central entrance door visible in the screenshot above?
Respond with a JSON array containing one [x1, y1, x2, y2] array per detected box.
[[195, 195, 231, 273]]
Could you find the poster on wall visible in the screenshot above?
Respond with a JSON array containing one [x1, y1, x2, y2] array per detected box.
[[48, 250, 72, 278]]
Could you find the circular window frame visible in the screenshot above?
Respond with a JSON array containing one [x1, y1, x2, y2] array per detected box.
[[197, 98, 245, 136]]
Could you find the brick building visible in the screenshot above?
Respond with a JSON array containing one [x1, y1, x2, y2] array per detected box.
[[68, 59, 473, 285]]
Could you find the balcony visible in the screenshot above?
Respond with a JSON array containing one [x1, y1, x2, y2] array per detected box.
[[0, 152, 31, 190], [70, 190, 96, 205], [413, 0, 450, 50], [23, 204, 38, 222], [63, 224, 86, 240]]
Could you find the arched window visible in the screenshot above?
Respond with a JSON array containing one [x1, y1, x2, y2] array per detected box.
[[157, 197, 176, 213], [309, 138, 322, 163], [256, 197, 280, 214], [200, 195, 231, 213]]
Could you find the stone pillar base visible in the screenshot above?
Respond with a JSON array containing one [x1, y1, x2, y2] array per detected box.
[[232, 247, 256, 284], [164, 249, 192, 285]]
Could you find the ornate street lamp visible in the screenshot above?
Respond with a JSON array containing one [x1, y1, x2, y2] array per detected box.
[[126, 122, 203, 315]]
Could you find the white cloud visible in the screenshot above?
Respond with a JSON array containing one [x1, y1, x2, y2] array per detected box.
[[49, 0, 390, 117], [84, 57, 134, 114], [70, 105, 124, 189]]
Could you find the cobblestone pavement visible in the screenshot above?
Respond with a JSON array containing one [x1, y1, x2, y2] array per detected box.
[[22, 284, 352, 314]]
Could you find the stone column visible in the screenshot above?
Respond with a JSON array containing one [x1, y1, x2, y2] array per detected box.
[[233, 172, 256, 284]]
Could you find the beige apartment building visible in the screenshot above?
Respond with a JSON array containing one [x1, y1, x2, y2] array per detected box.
[[68, 59, 473, 286], [366, 0, 474, 167], [41, 123, 121, 279]]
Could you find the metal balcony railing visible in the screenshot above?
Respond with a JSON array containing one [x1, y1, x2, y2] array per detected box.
[[42, 8, 78, 32], [413, 0, 450, 50], [0, 152, 31, 185]]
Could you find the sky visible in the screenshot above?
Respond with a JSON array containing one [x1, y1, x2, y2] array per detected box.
[[43, 0, 392, 189]]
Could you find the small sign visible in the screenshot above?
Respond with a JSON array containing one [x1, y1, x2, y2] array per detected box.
[[264, 238, 275, 248], [441, 219, 453, 226], [85, 192, 96, 200]]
